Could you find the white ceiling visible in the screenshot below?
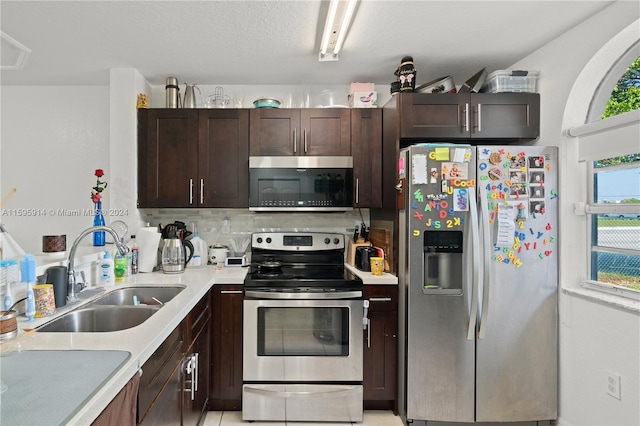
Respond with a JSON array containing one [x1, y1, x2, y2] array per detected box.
[[0, 0, 615, 87]]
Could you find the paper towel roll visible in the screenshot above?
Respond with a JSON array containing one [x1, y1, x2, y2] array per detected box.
[[137, 227, 161, 273]]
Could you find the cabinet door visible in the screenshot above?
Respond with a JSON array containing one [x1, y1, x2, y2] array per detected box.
[[470, 93, 540, 140], [398, 93, 468, 139], [138, 325, 184, 424], [198, 109, 249, 207], [137, 109, 199, 208], [351, 109, 382, 208], [363, 285, 398, 410], [210, 285, 244, 410], [300, 108, 351, 155], [183, 323, 211, 426], [249, 109, 300, 155]]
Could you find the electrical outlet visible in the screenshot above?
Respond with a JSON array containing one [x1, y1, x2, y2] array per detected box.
[[606, 372, 621, 400]]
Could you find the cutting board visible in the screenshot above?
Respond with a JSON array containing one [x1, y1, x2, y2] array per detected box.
[[368, 227, 392, 272]]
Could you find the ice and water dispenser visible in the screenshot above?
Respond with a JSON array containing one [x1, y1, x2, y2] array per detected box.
[[423, 231, 463, 295]]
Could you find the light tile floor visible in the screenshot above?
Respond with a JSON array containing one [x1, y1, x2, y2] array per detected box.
[[204, 410, 404, 426]]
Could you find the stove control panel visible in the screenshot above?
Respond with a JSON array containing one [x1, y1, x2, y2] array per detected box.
[[252, 232, 344, 251]]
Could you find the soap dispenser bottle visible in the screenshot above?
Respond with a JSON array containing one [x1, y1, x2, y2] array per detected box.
[[98, 251, 115, 286]]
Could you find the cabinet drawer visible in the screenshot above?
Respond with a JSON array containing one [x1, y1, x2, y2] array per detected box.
[[364, 285, 397, 312], [138, 325, 184, 421]]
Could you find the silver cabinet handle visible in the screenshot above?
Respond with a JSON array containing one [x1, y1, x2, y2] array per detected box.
[[200, 179, 204, 204], [367, 318, 371, 348], [183, 355, 195, 401], [220, 290, 243, 294], [194, 353, 199, 393], [189, 179, 194, 205], [369, 297, 392, 302], [304, 128, 308, 153], [293, 128, 297, 154], [477, 103, 482, 133], [464, 103, 470, 132], [355, 178, 360, 204]]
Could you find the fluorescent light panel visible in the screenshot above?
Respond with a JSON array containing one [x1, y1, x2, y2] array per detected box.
[[319, 0, 358, 61]]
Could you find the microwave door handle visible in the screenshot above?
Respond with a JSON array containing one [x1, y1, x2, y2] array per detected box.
[[467, 188, 480, 341]]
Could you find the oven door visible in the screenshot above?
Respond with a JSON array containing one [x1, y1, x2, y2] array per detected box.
[[243, 290, 363, 382]]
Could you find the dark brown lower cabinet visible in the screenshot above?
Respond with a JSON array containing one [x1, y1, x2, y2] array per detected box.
[[363, 285, 398, 412], [138, 290, 211, 425], [210, 284, 244, 411]]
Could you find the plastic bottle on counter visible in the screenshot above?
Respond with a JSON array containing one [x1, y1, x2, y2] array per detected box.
[[187, 233, 208, 269], [130, 235, 139, 275], [98, 251, 115, 286], [114, 241, 128, 283], [20, 254, 37, 321]]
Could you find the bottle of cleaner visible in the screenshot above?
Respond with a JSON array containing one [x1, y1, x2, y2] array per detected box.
[[130, 235, 139, 275], [187, 233, 208, 269], [98, 251, 115, 286]]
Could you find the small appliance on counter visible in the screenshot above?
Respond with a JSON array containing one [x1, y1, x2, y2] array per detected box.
[[225, 255, 247, 267]]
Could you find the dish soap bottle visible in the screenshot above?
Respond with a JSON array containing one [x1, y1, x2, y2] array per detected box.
[[98, 251, 115, 286], [114, 240, 128, 283]]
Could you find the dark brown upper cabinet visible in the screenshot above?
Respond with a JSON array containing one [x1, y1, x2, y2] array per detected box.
[[138, 109, 249, 208], [396, 93, 540, 143], [249, 108, 351, 156]]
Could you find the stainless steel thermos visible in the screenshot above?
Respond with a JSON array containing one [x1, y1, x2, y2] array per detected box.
[[165, 77, 179, 108]]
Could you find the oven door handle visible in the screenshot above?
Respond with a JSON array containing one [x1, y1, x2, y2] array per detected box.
[[243, 385, 361, 399], [244, 290, 362, 300]]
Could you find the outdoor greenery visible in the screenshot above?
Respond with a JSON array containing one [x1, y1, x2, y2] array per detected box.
[[601, 55, 640, 119]]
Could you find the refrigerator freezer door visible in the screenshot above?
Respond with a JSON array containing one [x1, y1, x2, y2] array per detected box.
[[475, 146, 558, 421], [403, 144, 478, 422]]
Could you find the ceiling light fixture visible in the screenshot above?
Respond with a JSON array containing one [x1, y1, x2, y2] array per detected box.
[[319, 0, 358, 62]]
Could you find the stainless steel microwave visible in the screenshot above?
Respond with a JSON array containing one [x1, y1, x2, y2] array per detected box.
[[249, 156, 353, 211]]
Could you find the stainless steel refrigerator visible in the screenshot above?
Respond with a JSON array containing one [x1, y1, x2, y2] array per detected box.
[[398, 143, 558, 423]]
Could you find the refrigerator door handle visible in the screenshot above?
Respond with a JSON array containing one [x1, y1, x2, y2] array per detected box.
[[467, 188, 480, 340], [478, 184, 492, 339]]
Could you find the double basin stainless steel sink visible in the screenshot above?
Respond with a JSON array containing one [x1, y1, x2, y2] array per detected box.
[[36, 286, 185, 333]]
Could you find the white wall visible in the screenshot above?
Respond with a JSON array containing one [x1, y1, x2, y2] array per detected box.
[[510, 2, 640, 425], [1, 86, 110, 254]]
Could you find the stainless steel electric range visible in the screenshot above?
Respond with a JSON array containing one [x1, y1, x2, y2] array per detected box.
[[242, 232, 364, 423]]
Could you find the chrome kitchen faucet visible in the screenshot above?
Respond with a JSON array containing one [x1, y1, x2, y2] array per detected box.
[[66, 226, 129, 301]]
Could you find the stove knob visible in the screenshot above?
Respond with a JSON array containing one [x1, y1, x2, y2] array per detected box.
[[324, 238, 330, 244], [333, 238, 340, 245], [266, 237, 272, 244], [256, 237, 263, 244]]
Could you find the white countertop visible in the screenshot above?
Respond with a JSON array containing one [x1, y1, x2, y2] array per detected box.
[[0, 259, 396, 424], [0, 265, 247, 425], [346, 263, 398, 285]]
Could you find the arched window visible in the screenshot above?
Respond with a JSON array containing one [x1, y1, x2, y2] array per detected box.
[[571, 40, 640, 298]]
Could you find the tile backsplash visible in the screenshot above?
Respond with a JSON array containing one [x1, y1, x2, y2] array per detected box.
[[140, 208, 369, 254]]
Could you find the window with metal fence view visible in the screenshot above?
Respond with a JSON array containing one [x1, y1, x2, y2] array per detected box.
[[592, 155, 640, 291], [590, 55, 640, 292]]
